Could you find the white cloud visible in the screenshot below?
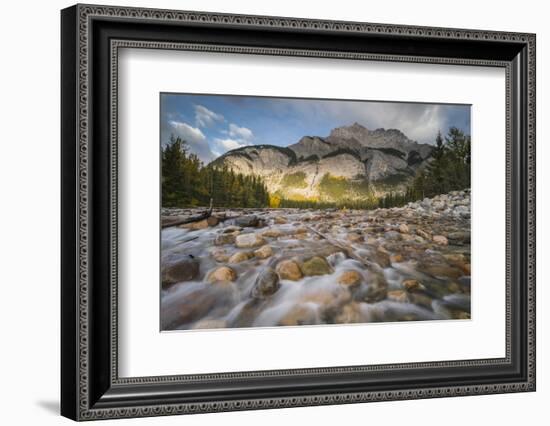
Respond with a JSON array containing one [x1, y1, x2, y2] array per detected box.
[[214, 138, 251, 152], [168, 120, 206, 143], [194, 104, 224, 128], [165, 120, 214, 163], [286, 100, 467, 144], [228, 123, 254, 140]]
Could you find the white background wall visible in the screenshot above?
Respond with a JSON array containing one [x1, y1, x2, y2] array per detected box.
[[0, 0, 546, 424]]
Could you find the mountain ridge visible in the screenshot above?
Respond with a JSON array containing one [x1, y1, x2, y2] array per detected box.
[[210, 123, 434, 201]]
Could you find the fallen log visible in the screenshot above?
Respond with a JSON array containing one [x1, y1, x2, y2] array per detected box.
[[161, 200, 213, 229]]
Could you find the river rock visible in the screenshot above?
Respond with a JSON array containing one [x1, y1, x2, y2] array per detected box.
[[421, 264, 463, 280], [251, 268, 280, 299], [274, 216, 287, 224], [222, 225, 241, 233], [301, 256, 333, 276], [402, 279, 423, 292], [254, 245, 273, 259], [447, 231, 470, 244], [162, 257, 200, 288], [399, 223, 410, 233], [387, 290, 410, 303], [347, 232, 364, 243], [192, 319, 227, 329], [278, 304, 319, 326], [261, 228, 284, 238], [206, 266, 237, 283], [433, 235, 449, 245], [210, 248, 229, 263], [214, 233, 237, 245], [276, 260, 303, 281], [370, 247, 391, 268], [390, 253, 404, 263], [338, 270, 363, 288], [335, 302, 364, 323], [207, 216, 220, 227], [235, 233, 266, 248], [228, 251, 252, 264], [363, 274, 388, 303], [180, 219, 208, 230], [235, 215, 259, 227], [384, 230, 402, 241], [416, 228, 431, 240]]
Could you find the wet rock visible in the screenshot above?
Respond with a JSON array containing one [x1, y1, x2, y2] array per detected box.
[[371, 247, 391, 268], [421, 264, 463, 280], [416, 228, 431, 240], [162, 257, 200, 288], [335, 302, 364, 323], [210, 248, 229, 263], [207, 216, 220, 226], [384, 231, 402, 241], [447, 231, 470, 244], [274, 216, 287, 224], [387, 290, 410, 303], [402, 279, 423, 292], [442, 294, 471, 312], [163, 284, 237, 328], [254, 245, 273, 259], [301, 286, 351, 311], [347, 232, 364, 243], [432, 235, 448, 245], [390, 254, 404, 263], [338, 270, 363, 288], [251, 268, 280, 299], [278, 304, 319, 326], [399, 223, 410, 233], [363, 274, 388, 303], [235, 233, 266, 248], [235, 215, 259, 227], [301, 256, 333, 276], [276, 260, 303, 281], [228, 251, 253, 264], [222, 225, 241, 233], [214, 233, 237, 245], [193, 319, 227, 329], [261, 228, 284, 238], [206, 266, 237, 283], [180, 219, 208, 230]]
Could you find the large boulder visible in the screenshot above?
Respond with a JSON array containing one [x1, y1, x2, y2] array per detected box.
[[235, 233, 266, 248], [301, 256, 333, 276], [251, 268, 280, 299], [254, 245, 273, 259], [276, 260, 303, 281], [161, 257, 200, 288], [206, 266, 237, 283]]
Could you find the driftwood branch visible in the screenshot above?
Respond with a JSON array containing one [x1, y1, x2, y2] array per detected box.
[[306, 225, 377, 270]]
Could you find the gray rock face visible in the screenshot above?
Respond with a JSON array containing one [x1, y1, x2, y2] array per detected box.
[[210, 123, 434, 199]]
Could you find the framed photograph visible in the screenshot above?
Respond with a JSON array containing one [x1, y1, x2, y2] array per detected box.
[[61, 4, 536, 421]]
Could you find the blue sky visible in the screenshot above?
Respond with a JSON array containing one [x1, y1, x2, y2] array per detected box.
[[160, 93, 471, 164]]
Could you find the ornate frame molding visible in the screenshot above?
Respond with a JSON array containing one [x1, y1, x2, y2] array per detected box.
[[61, 4, 536, 421]]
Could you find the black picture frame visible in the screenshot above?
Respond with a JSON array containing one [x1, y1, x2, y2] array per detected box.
[[61, 4, 536, 421]]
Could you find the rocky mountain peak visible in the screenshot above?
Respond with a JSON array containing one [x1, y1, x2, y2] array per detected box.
[[328, 122, 370, 140]]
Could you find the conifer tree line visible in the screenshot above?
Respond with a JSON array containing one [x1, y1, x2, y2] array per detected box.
[[161, 136, 270, 208], [378, 127, 471, 208], [162, 127, 470, 210]]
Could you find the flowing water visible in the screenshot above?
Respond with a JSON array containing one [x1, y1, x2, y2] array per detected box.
[[160, 192, 471, 331]]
